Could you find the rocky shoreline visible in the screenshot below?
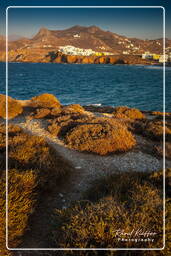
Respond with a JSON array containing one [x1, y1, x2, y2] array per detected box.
[[0, 93, 170, 158], [0, 49, 158, 65]]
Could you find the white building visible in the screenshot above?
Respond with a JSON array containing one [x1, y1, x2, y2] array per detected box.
[[58, 45, 96, 56], [73, 34, 80, 38], [58, 45, 113, 56], [123, 51, 129, 54], [159, 54, 168, 63]]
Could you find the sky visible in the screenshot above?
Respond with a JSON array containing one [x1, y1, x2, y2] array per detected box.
[[0, 0, 171, 40]]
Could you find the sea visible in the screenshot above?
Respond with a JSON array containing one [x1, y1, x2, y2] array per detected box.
[[0, 62, 171, 112]]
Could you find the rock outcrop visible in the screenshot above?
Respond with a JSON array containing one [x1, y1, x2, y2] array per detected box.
[[0, 48, 155, 65], [30, 93, 61, 108], [0, 94, 23, 119]]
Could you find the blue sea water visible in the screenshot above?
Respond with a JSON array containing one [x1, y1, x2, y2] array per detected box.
[[0, 62, 171, 111]]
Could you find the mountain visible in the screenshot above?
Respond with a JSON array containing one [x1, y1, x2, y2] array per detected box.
[[1, 25, 171, 55], [8, 34, 24, 41], [32, 27, 54, 41]]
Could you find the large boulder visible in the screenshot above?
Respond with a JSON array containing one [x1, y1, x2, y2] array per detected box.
[[0, 94, 23, 119]]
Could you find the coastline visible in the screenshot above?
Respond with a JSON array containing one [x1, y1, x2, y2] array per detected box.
[[0, 50, 159, 65]]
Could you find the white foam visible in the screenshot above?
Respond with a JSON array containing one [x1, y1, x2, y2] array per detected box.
[[87, 103, 102, 106]]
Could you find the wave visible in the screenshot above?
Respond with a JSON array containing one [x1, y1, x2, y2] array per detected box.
[[145, 65, 164, 70], [145, 66, 171, 71], [87, 103, 102, 106]]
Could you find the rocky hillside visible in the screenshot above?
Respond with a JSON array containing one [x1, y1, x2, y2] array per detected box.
[[1, 25, 171, 54]]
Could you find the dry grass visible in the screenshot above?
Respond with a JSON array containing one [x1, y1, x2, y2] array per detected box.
[[0, 123, 74, 251], [113, 106, 145, 120], [0, 171, 12, 256], [47, 112, 92, 137], [0, 124, 23, 156], [114, 106, 130, 113], [51, 107, 62, 116], [132, 118, 171, 142], [0, 125, 39, 249], [7, 169, 38, 248], [154, 142, 171, 159], [31, 108, 51, 119], [48, 115, 136, 155], [0, 117, 170, 254], [61, 104, 86, 115], [47, 114, 77, 136], [3, 125, 70, 182], [0, 167, 48, 250], [112, 112, 129, 119], [0, 94, 23, 119], [30, 93, 61, 108], [65, 118, 136, 155], [0, 124, 55, 173], [144, 120, 171, 141], [152, 111, 171, 116], [144, 120, 164, 140], [53, 169, 169, 250]]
